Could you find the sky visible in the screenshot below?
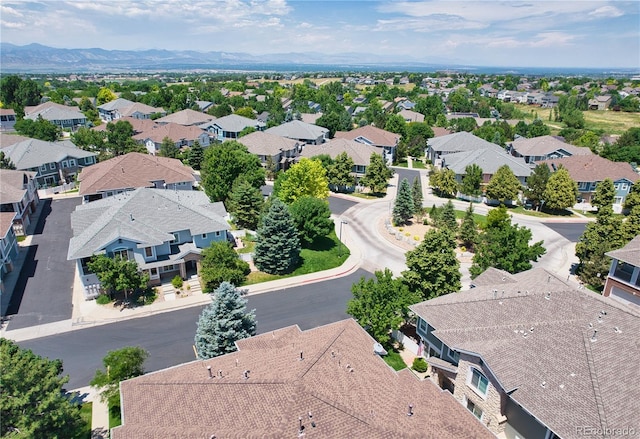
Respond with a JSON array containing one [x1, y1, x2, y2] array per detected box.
[[1, 0, 639, 69]]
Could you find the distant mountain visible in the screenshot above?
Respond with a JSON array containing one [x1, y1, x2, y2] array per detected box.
[[0, 43, 459, 73]]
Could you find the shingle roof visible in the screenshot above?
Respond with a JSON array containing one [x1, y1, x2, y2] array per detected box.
[[155, 109, 214, 126], [398, 109, 425, 123], [470, 267, 517, 288], [2, 139, 96, 170], [606, 235, 640, 266], [538, 155, 640, 183], [236, 131, 300, 156], [98, 98, 136, 111], [0, 109, 16, 116], [77, 152, 196, 196], [334, 125, 399, 147], [410, 267, 640, 439], [24, 101, 86, 122], [67, 188, 228, 260], [0, 169, 36, 203], [265, 120, 328, 141], [426, 131, 499, 154], [0, 212, 16, 237], [300, 138, 382, 167], [0, 133, 30, 148], [92, 117, 157, 134], [111, 319, 494, 439], [118, 102, 165, 118], [443, 147, 532, 177], [202, 114, 260, 133], [132, 123, 206, 144], [510, 135, 593, 157]]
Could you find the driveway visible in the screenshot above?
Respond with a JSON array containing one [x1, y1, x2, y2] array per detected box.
[[6, 197, 81, 329]]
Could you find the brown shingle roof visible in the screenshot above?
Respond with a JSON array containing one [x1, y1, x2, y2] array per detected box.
[[155, 109, 215, 126], [0, 212, 16, 237], [0, 133, 30, 148], [92, 117, 157, 134], [335, 125, 399, 147], [300, 138, 382, 167], [77, 152, 195, 196], [0, 169, 36, 203], [538, 155, 640, 183], [510, 135, 593, 157], [410, 268, 640, 439], [132, 122, 206, 143], [237, 131, 300, 156], [112, 319, 494, 439]]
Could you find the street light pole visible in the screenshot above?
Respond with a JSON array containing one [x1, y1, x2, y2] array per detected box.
[[338, 220, 348, 257]]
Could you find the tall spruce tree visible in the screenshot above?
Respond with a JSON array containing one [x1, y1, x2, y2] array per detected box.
[[412, 176, 423, 214], [458, 203, 478, 250], [187, 140, 204, 170], [194, 282, 256, 359], [226, 178, 264, 230], [253, 198, 301, 274], [393, 178, 414, 226], [440, 200, 458, 233]]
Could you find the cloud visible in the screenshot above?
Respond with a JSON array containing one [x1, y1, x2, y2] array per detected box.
[[0, 5, 23, 17], [589, 5, 623, 18]]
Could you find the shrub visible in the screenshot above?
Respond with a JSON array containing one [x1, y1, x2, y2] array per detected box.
[[414, 235, 420, 241], [171, 275, 183, 289], [460, 246, 467, 252], [404, 232, 411, 237], [96, 294, 112, 305], [412, 357, 428, 373], [398, 227, 404, 232]]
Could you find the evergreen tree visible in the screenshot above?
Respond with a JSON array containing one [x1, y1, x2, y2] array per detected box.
[[253, 198, 301, 274], [288, 196, 333, 247], [1, 339, 87, 438], [470, 206, 545, 277], [542, 166, 578, 211], [524, 164, 551, 210], [361, 153, 392, 194], [429, 204, 441, 226], [460, 164, 483, 197], [411, 176, 423, 214], [327, 151, 354, 191], [440, 200, 458, 233], [402, 229, 461, 300], [393, 178, 414, 226], [623, 180, 640, 212], [194, 282, 256, 359], [622, 206, 640, 241], [591, 178, 615, 212], [0, 151, 16, 170], [486, 165, 521, 203], [187, 140, 204, 170], [200, 241, 250, 292], [458, 203, 478, 250], [226, 178, 264, 230], [159, 136, 180, 158]]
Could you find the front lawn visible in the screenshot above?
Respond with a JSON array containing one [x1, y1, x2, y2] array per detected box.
[[383, 350, 407, 371], [109, 395, 121, 429], [80, 403, 92, 437]]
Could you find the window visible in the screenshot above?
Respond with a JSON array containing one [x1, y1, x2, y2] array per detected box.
[[144, 247, 153, 258], [201, 233, 207, 239], [68, 159, 76, 167], [468, 367, 489, 397], [62, 161, 69, 168], [171, 233, 179, 243], [49, 163, 56, 170], [466, 398, 483, 420], [215, 231, 221, 236], [418, 318, 427, 331], [113, 248, 129, 261], [149, 267, 159, 279], [40, 164, 47, 172]]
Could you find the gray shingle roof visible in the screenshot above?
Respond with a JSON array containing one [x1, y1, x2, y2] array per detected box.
[[24, 102, 86, 122], [67, 188, 228, 260], [410, 267, 640, 439], [0, 169, 36, 204], [427, 131, 499, 154], [510, 135, 593, 157], [201, 114, 260, 133], [443, 147, 532, 177], [98, 98, 135, 111], [2, 139, 96, 170], [606, 235, 640, 266], [265, 120, 328, 141], [236, 131, 300, 156]]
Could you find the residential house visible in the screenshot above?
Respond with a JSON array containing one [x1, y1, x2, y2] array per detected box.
[[509, 135, 593, 165], [398, 109, 425, 123], [2, 139, 97, 187], [133, 122, 210, 155], [236, 131, 301, 172], [0, 212, 19, 297], [396, 100, 416, 110], [67, 188, 229, 299], [77, 152, 196, 203], [410, 267, 640, 439], [588, 95, 613, 111], [537, 155, 639, 211], [299, 138, 382, 180], [24, 102, 88, 132], [0, 169, 40, 235], [199, 114, 264, 143], [0, 133, 30, 148], [265, 120, 328, 146], [604, 235, 640, 307], [426, 131, 498, 164], [0, 109, 17, 131], [92, 116, 157, 135], [334, 125, 399, 165], [300, 113, 323, 125], [195, 100, 213, 112], [155, 109, 215, 126], [98, 98, 165, 122], [111, 318, 494, 439]]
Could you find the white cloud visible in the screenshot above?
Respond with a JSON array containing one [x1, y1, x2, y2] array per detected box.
[[0, 5, 23, 17], [589, 5, 623, 18], [1, 20, 25, 29]]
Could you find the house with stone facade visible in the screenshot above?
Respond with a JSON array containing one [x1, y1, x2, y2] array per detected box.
[[111, 319, 494, 439], [0, 169, 40, 235], [67, 188, 229, 299], [604, 235, 640, 307], [410, 267, 640, 439]]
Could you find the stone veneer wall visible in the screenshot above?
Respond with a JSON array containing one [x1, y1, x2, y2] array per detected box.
[[452, 353, 507, 436]]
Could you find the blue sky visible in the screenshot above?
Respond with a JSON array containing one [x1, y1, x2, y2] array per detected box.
[[1, 0, 639, 68]]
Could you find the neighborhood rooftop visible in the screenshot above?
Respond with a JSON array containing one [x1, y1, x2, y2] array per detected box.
[[510, 135, 593, 157], [2, 138, 96, 170]]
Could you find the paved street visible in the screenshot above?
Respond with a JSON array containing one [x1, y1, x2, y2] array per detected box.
[[6, 197, 80, 329], [19, 269, 370, 389]]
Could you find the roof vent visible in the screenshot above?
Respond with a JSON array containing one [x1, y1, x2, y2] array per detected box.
[[207, 366, 212, 379], [218, 369, 223, 378], [243, 370, 250, 380], [300, 351, 304, 361], [590, 329, 598, 342], [559, 384, 565, 390], [407, 404, 414, 416], [614, 327, 622, 334], [541, 381, 546, 388], [545, 292, 551, 300]]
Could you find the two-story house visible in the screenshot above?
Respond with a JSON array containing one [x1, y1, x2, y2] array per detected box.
[[24, 102, 88, 132], [299, 138, 383, 182], [410, 267, 640, 439], [67, 188, 229, 299], [426, 131, 498, 165], [0, 109, 17, 131], [77, 152, 197, 203], [604, 235, 640, 307], [0, 169, 40, 235], [199, 114, 264, 143], [508, 135, 593, 165], [0, 212, 19, 297], [537, 155, 639, 212], [155, 109, 215, 126], [132, 122, 210, 154], [334, 125, 399, 165], [264, 120, 328, 146], [98, 98, 165, 122], [2, 139, 97, 187], [236, 131, 301, 172]]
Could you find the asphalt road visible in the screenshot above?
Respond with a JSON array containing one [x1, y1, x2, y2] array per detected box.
[[19, 269, 371, 390], [542, 221, 587, 243], [7, 197, 80, 329]]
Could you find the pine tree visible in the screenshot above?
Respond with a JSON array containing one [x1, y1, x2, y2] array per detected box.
[[0, 151, 16, 170], [194, 282, 256, 359], [226, 178, 264, 230], [624, 180, 640, 212], [187, 140, 204, 170], [440, 200, 458, 233], [402, 229, 461, 300], [158, 136, 180, 158], [411, 176, 423, 214], [253, 198, 301, 274], [458, 203, 478, 250], [393, 178, 414, 226], [542, 166, 578, 211]]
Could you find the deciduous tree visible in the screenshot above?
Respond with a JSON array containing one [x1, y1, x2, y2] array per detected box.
[[275, 158, 329, 204], [90, 346, 148, 403], [360, 153, 392, 194], [460, 164, 483, 197], [87, 255, 149, 300], [591, 178, 615, 211], [253, 198, 301, 274], [327, 152, 354, 190], [524, 164, 551, 210], [158, 136, 180, 158], [542, 166, 578, 211], [288, 196, 333, 247], [194, 282, 256, 359], [485, 165, 521, 203], [14, 116, 61, 141], [200, 241, 250, 292]]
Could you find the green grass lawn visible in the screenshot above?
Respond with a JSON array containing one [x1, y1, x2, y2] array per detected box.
[[80, 403, 92, 437], [108, 395, 121, 429], [349, 191, 387, 200], [244, 232, 349, 286], [383, 350, 407, 371], [410, 160, 426, 169], [395, 161, 409, 168], [454, 209, 487, 226]]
